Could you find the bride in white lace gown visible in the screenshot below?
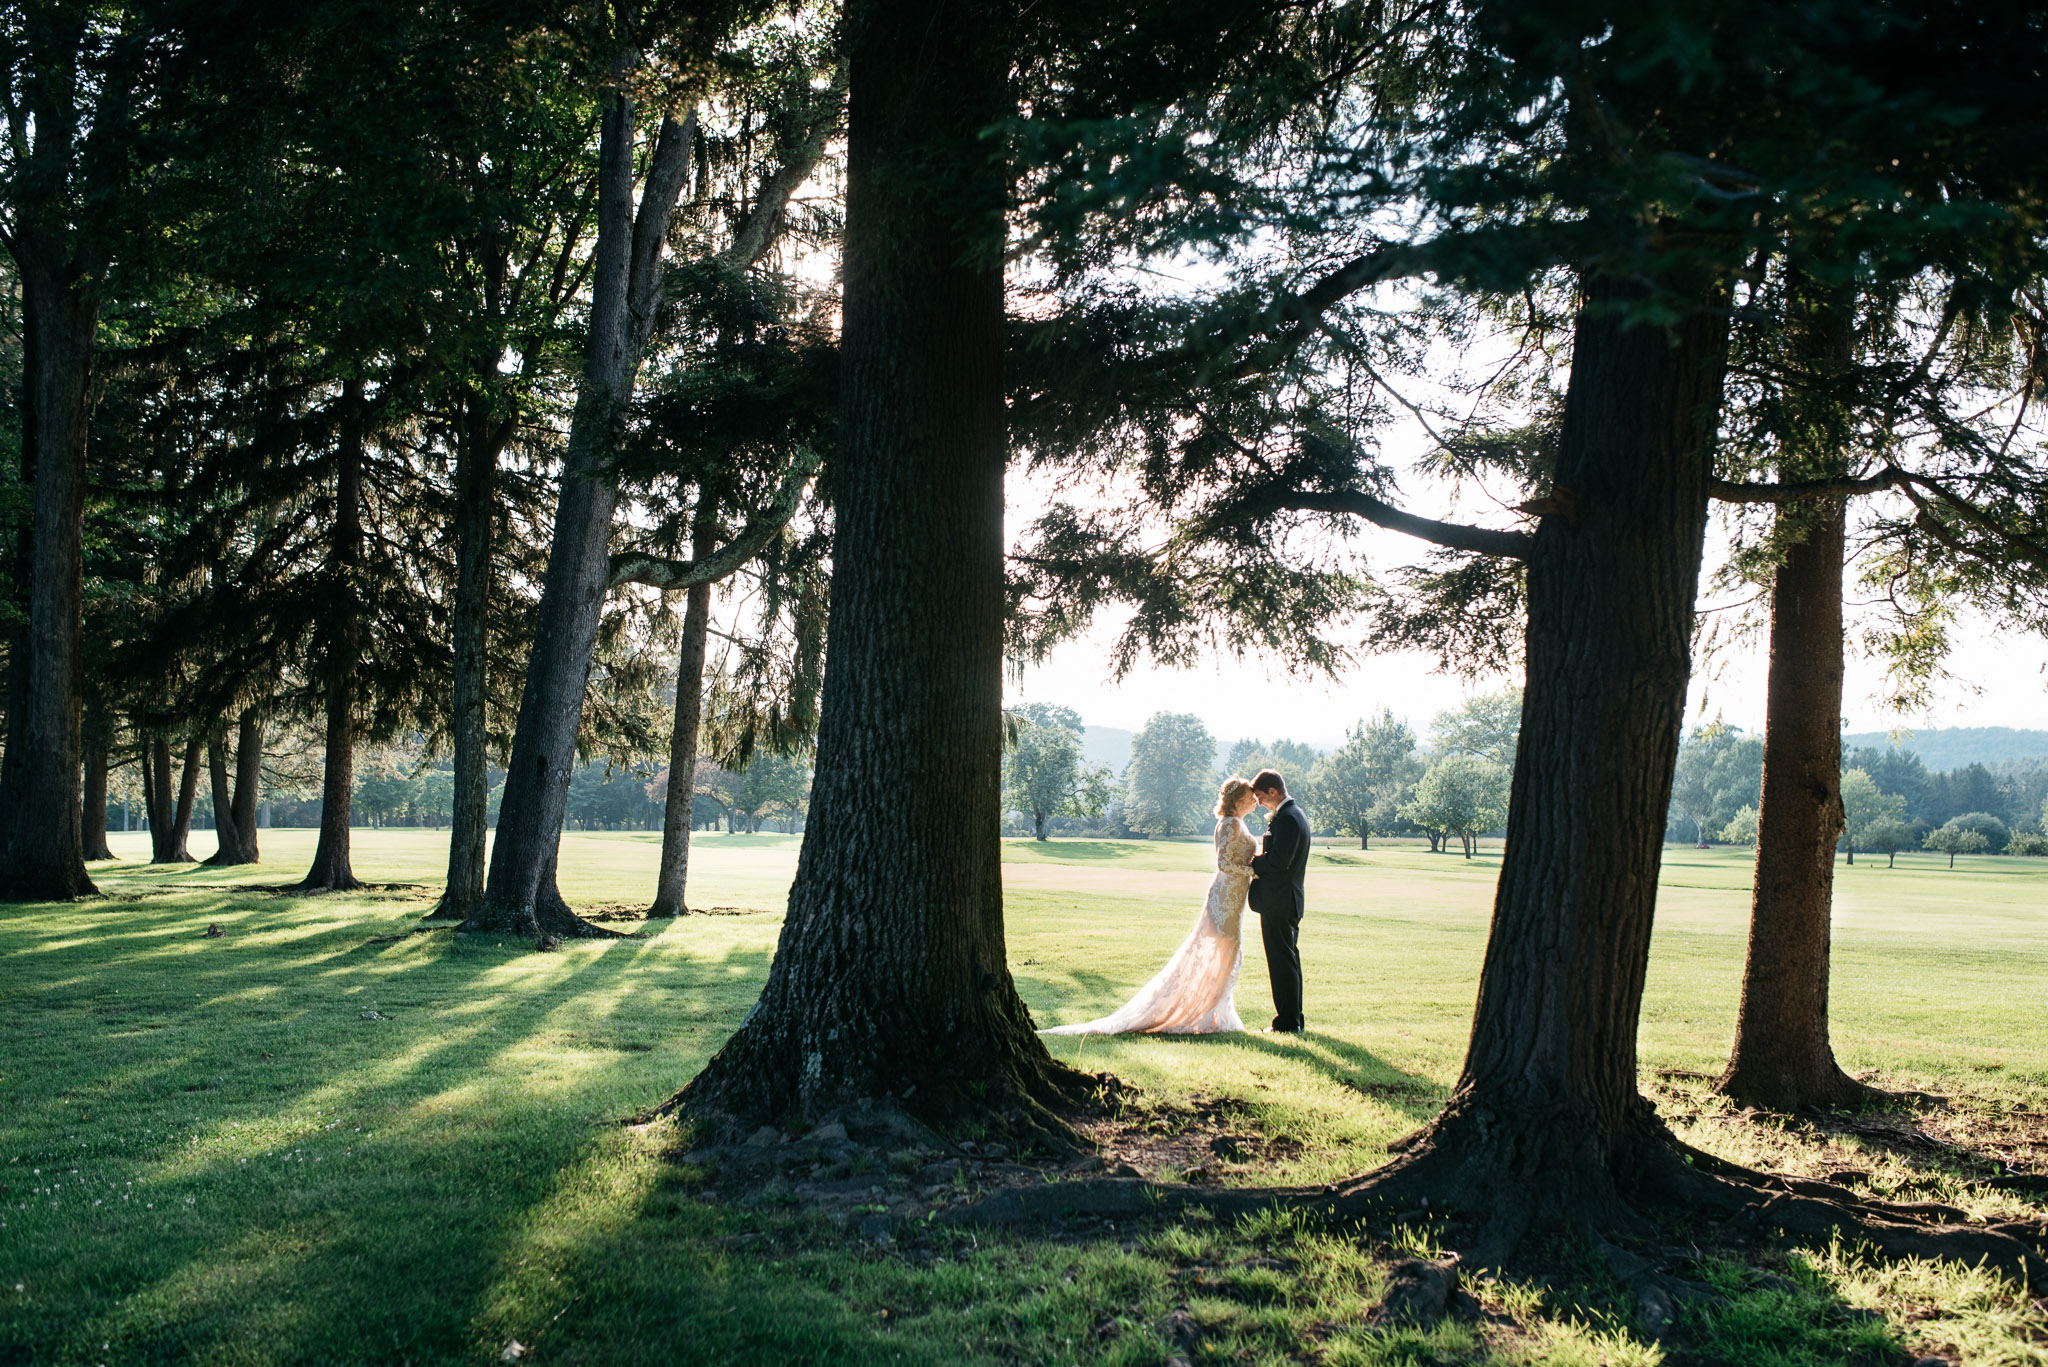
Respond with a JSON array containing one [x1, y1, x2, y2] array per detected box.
[[1042, 777, 1255, 1035]]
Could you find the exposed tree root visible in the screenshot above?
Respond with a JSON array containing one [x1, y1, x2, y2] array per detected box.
[[459, 899, 627, 945], [421, 891, 472, 922], [1715, 1062, 1891, 1114], [663, 1010, 1119, 1159], [460, 869, 629, 944], [201, 850, 258, 869], [287, 870, 365, 894], [643, 885, 705, 918], [668, 1055, 1109, 1158]]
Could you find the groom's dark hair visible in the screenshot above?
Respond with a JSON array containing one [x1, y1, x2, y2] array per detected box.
[[1252, 769, 1287, 797]]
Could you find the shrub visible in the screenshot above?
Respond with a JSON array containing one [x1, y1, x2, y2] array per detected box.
[[2004, 830, 2048, 857]]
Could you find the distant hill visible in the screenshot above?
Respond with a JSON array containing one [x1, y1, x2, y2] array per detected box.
[[1841, 726, 2048, 771], [1081, 725, 1133, 774]]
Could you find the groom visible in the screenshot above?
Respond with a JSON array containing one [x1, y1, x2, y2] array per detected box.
[[1248, 769, 1308, 1033]]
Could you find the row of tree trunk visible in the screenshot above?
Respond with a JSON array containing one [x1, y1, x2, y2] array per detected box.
[[73, 709, 267, 867]]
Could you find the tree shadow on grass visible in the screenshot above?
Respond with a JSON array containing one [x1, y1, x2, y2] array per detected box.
[[1656, 1075, 2048, 1218], [1229, 1029, 1448, 1123], [1003, 840, 1138, 861], [0, 884, 785, 1365], [1013, 964, 1134, 1032]]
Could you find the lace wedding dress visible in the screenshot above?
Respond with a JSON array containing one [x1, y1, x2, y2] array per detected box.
[[1041, 816, 1251, 1035]]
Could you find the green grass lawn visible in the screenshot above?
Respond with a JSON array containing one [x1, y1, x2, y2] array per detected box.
[[2, 829, 2043, 1364]]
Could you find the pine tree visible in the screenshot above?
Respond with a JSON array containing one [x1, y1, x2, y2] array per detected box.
[[663, 0, 1099, 1139], [471, 0, 833, 940], [996, 0, 2048, 1275]]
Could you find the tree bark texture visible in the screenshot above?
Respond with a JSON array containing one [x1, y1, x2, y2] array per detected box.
[[81, 697, 112, 861], [647, 506, 717, 918], [231, 710, 262, 862], [0, 534, 29, 861], [1371, 281, 1731, 1257], [471, 79, 693, 938], [204, 726, 249, 865], [433, 396, 503, 918], [0, 261, 98, 899], [1717, 499, 1873, 1109], [296, 384, 365, 892], [165, 737, 201, 863], [670, 0, 1091, 1137]]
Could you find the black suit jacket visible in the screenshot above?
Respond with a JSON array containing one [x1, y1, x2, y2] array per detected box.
[[1249, 798, 1309, 920]]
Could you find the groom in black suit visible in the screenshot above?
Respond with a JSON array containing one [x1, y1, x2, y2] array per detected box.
[[1248, 769, 1308, 1032]]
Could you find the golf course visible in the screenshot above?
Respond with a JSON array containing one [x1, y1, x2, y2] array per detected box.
[[2, 830, 2043, 1364]]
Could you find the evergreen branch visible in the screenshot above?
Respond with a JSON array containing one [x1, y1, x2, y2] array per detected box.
[[1900, 471, 2048, 567], [1707, 468, 1907, 504], [1222, 243, 1431, 381], [719, 63, 847, 272], [606, 447, 821, 591], [1265, 488, 1533, 559]]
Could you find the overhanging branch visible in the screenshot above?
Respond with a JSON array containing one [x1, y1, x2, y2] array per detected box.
[[1275, 488, 1533, 559], [1901, 471, 2048, 567], [1222, 243, 1430, 382], [1708, 468, 1907, 504], [607, 449, 823, 591]]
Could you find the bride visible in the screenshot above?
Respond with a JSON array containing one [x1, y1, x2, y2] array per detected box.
[[1042, 776, 1254, 1035]]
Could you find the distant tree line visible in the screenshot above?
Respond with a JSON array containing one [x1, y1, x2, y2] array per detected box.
[[1669, 725, 2048, 862], [100, 736, 814, 838], [1005, 692, 1524, 858]]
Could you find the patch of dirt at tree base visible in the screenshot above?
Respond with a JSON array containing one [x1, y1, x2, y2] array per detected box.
[[668, 1092, 1300, 1239], [1068, 1093, 1306, 1185], [246, 881, 433, 897], [583, 904, 779, 920]]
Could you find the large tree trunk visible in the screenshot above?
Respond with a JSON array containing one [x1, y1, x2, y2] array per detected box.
[[299, 679, 359, 889], [668, 0, 1092, 1140], [164, 737, 201, 863], [1350, 281, 1731, 1260], [203, 726, 249, 865], [296, 383, 365, 892], [646, 506, 717, 918], [231, 709, 263, 861], [1717, 504, 1875, 1109], [470, 81, 694, 939], [81, 697, 113, 861], [433, 397, 504, 919], [0, 263, 98, 900], [0, 476, 30, 859]]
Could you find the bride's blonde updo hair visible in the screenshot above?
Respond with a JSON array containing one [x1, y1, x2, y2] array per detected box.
[[1216, 775, 1254, 817]]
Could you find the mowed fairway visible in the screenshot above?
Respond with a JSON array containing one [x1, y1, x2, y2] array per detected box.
[[1, 829, 2043, 1364]]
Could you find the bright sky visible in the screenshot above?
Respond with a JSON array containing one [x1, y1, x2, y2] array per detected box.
[[993, 262, 2048, 751], [1002, 590, 2048, 753], [792, 208, 2048, 752], [1000, 461, 2048, 753]]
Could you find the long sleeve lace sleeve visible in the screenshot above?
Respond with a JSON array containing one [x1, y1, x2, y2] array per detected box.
[[1219, 819, 1255, 872]]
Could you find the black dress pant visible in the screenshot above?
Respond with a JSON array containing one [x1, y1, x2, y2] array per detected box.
[[1260, 911, 1304, 1031]]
